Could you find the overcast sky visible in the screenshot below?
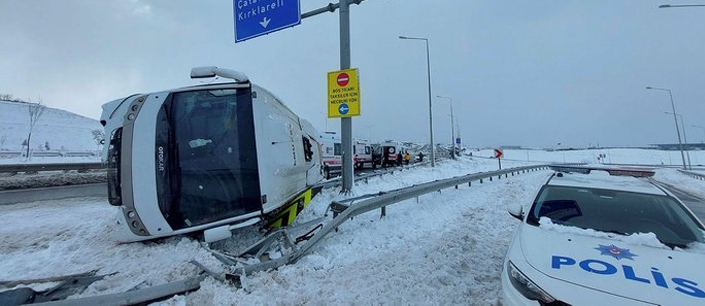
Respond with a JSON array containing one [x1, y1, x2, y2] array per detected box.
[[2, 0, 704, 148]]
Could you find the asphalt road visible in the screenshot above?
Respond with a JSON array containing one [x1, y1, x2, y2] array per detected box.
[[0, 164, 415, 205], [0, 183, 106, 205]]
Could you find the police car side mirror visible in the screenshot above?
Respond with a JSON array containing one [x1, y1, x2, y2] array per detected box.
[[508, 203, 523, 220]]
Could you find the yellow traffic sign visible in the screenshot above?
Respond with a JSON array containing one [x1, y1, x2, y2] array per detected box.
[[328, 68, 360, 118]]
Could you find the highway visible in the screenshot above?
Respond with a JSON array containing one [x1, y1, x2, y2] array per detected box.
[[0, 164, 421, 205], [0, 183, 106, 205]]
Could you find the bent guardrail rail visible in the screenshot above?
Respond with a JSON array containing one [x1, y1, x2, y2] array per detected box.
[[225, 164, 551, 276], [678, 169, 705, 180]]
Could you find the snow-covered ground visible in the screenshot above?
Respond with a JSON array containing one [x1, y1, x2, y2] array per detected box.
[[0, 157, 539, 305], [1, 150, 704, 305], [0, 100, 102, 164], [475, 148, 705, 167]]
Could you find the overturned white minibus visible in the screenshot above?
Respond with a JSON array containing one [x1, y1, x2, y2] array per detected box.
[[100, 67, 323, 242]]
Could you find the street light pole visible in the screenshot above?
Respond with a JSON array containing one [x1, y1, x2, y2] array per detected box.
[[664, 112, 692, 170], [338, 0, 358, 193], [658, 4, 705, 8], [647, 86, 687, 170], [437, 95, 455, 159], [400, 35, 435, 167], [693, 125, 705, 143]]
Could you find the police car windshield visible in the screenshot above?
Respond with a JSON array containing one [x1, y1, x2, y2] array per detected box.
[[527, 185, 705, 248]]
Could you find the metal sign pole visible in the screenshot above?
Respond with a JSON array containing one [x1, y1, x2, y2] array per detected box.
[[299, 0, 368, 193], [450, 99, 455, 159], [339, 0, 354, 193]]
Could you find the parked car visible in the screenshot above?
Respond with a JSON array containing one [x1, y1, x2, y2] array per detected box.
[[353, 139, 373, 169], [502, 165, 705, 305], [319, 132, 341, 179], [378, 141, 405, 167]]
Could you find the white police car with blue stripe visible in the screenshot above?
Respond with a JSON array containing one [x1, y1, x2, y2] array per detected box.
[[502, 166, 705, 305]]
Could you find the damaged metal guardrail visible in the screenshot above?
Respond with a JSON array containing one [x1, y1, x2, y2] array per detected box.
[[678, 169, 705, 180], [220, 164, 551, 276]]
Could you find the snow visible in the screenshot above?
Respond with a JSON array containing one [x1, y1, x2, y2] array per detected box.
[[476, 147, 705, 167], [654, 168, 705, 200], [3, 87, 705, 304], [538, 217, 669, 249], [1, 148, 704, 304], [0, 157, 546, 305], [0, 197, 223, 296], [0, 100, 102, 163]]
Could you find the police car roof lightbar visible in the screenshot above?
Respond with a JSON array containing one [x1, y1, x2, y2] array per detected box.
[[190, 66, 249, 83], [548, 165, 655, 178]]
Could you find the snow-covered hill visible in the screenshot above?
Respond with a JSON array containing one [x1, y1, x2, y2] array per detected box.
[[0, 100, 102, 153]]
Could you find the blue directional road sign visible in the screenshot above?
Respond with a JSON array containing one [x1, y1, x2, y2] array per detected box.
[[456, 138, 461, 144], [338, 103, 350, 115], [234, 0, 301, 43]]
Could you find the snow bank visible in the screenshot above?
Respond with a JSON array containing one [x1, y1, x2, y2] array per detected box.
[[538, 217, 668, 249], [0, 158, 549, 305]]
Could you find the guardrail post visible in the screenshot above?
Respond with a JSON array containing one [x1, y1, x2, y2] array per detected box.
[[468, 181, 471, 187], [505, 173, 508, 178], [480, 178, 483, 183], [381, 206, 386, 218], [455, 185, 458, 189], [489, 177, 492, 181]]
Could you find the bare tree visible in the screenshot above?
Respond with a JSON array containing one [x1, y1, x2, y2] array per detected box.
[[0, 93, 29, 103], [92, 129, 105, 152], [26, 100, 46, 159]]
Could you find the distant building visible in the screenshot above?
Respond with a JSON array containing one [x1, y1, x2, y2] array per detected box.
[[651, 143, 705, 150], [499, 145, 523, 150]]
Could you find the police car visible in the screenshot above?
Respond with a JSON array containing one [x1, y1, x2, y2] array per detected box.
[[502, 166, 705, 305]]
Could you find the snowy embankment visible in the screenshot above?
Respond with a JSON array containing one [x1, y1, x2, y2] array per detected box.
[[0, 157, 547, 305], [0, 100, 101, 151], [654, 168, 705, 200]]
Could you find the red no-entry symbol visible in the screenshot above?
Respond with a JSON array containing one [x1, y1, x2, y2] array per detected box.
[[337, 73, 350, 87]]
